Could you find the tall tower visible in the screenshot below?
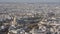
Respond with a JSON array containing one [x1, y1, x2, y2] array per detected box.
[[11, 16, 17, 26]]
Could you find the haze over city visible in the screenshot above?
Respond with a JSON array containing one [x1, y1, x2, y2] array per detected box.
[[0, 0, 60, 3], [0, 0, 60, 34]]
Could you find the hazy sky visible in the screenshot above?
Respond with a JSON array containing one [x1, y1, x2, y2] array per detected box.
[[0, 0, 60, 3]]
